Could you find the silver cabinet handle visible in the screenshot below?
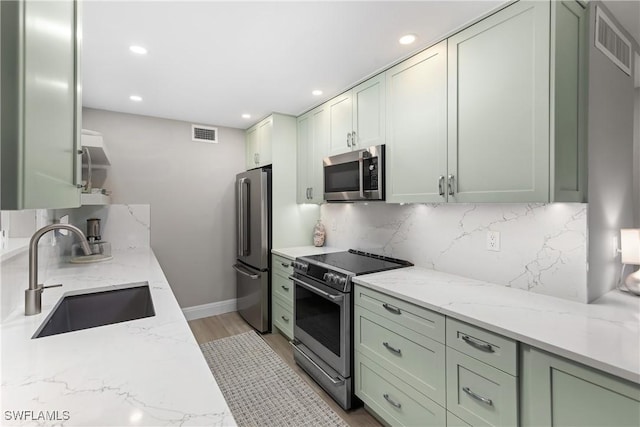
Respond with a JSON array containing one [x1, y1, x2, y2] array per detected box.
[[309, 187, 313, 200], [281, 315, 289, 322], [438, 175, 445, 197], [233, 264, 259, 279], [347, 132, 351, 147], [463, 387, 493, 406], [290, 341, 345, 385], [461, 335, 495, 353], [289, 276, 344, 302], [281, 285, 289, 291], [448, 174, 455, 196], [382, 303, 401, 315], [383, 342, 402, 355], [351, 131, 356, 146], [281, 262, 290, 268], [383, 393, 402, 409]]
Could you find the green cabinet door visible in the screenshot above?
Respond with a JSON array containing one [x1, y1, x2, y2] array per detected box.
[[245, 125, 258, 169], [296, 104, 327, 204], [521, 345, 640, 427], [447, 0, 551, 203], [352, 74, 385, 150], [385, 40, 448, 203], [296, 112, 312, 203], [327, 92, 353, 156], [1, 0, 82, 209]]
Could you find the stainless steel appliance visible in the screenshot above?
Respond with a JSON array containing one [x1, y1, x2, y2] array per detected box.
[[290, 250, 411, 409], [234, 168, 271, 333], [323, 144, 384, 202]]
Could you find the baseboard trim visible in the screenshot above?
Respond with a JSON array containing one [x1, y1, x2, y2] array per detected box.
[[182, 298, 237, 321]]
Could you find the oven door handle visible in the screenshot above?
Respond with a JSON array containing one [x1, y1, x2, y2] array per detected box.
[[289, 276, 344, 302], [290, 341, 345, 385]]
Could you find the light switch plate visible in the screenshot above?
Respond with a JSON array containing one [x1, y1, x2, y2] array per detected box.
[[487, 231, 500, 251]]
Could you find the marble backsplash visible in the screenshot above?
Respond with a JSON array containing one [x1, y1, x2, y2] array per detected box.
[[321, 203, 588, 302], [1, 205, 150, 321]]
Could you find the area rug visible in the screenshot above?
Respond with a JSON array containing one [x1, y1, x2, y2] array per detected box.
[[200, 331, 349, 427]]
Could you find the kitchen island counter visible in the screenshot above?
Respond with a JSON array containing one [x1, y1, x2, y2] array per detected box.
[[1, 247, 235, 426], [354, 267, 640, 385]]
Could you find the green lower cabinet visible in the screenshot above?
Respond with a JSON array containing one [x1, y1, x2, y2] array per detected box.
[[446, 348, 518, 427], [447, 411, 471, 427], [272, 294, 293, 340], [521, 345, 640, 427], [355, 352, 446, 427]]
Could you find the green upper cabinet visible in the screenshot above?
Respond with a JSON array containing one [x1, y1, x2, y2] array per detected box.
[[447, 0, 551, 203], [1, 0, 82, 210], [327, 74, 385, 156], [385, 41, 448, 203], [297, 104, 327, 204], [551, 0, 588, 202], [521, 345, 640, 427], [446, 0, 587, 203], [245, 115, 273, 169]]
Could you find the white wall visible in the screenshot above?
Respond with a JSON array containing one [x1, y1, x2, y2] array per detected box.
[[82, 108, 244, 308], [586, 2, 639, 301], [322, 203, 588, 302]]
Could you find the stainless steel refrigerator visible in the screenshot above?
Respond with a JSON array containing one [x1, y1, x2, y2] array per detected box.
[[234, 167, 271, 332]]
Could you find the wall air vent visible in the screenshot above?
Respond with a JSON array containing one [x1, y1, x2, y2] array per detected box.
[[595, 6, 632, 76], [192, 124, 218, 143]]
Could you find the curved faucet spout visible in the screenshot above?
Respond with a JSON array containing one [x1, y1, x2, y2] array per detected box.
[[25, 224, 92, 316]]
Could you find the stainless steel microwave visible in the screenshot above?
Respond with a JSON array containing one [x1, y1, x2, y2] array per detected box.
[[323, 145, 384, 202]]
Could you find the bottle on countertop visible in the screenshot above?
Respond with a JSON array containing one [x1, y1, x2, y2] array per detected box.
[[313, 220, 326, 247]]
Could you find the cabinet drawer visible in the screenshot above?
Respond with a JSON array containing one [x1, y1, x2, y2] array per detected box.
[[356, 352, 446, 427], [355, 306, 446, 406], [272, 254, 293, 277], [446, 348, 518, 427], [446, 317, 517, 375], [272, 295, 293, 340], [354, 285, 445, 344], [272, 271, 293, 304], [447, 411, 471, 427]]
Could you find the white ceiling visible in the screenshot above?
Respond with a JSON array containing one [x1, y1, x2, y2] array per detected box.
[[82, 1, 507, 130]]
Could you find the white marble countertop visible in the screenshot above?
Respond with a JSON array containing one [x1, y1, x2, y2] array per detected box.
[[353, 267, 640, 385], [1, 247, 236, 426], [271, 246, 345, 260]]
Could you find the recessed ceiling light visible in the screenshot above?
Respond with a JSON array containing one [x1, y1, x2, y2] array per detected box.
[[312, 90, 323, 96], [242, 114, 251, 119], [129, 45, 148, 55], [399, 34, 417, 45], [129, 95, 142, 102]]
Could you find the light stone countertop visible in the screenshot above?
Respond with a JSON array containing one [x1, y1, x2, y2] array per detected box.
[[0, 247, 236, 426], [353, 266, 640, 385], [272, 246, 346, 260]]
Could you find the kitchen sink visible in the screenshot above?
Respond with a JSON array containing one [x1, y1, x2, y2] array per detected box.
[[32, 282, 155, 339]]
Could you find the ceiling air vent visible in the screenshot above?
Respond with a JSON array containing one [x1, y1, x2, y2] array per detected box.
[[192, 124, 218, 143], [595, 6, 632, 76]]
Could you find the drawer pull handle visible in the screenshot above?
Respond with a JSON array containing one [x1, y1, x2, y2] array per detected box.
[[461, 335, 495, 353], [382, 342, 402, 355], [281, 285, 290, 291], [383, 393, 402, 409], [281, 262, 290, 268], [281, 315, 289, 322], [382, 303, 401, 315], [462, 387, 493, 406]]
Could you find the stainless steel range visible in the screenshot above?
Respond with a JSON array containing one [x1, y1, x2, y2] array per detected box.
[[289, 250, 412, 410]]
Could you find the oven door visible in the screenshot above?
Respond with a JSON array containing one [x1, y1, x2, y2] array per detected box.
[[291, 274, 350, 378]]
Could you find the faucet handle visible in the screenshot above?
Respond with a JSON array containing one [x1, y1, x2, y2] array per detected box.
[[42, 284, 63, 290]]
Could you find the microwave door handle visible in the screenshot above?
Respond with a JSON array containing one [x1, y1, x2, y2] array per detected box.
[[358, 151, 365, 199]]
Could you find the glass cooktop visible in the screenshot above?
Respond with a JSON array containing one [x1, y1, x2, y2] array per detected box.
[[299, 249, 412, 275]]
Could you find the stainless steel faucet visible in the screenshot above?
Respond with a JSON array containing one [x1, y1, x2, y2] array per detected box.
[[25, 224, 92, 316]]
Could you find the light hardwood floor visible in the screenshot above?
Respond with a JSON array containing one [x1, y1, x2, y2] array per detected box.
[[188, 312, 382, 427]]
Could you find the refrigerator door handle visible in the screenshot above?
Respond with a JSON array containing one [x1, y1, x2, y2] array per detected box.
[[233, 264, 260, 279], [237, 177, 250, 256]]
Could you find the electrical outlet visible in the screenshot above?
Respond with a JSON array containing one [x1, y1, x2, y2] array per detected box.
[[487, 231, 501, 252]]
